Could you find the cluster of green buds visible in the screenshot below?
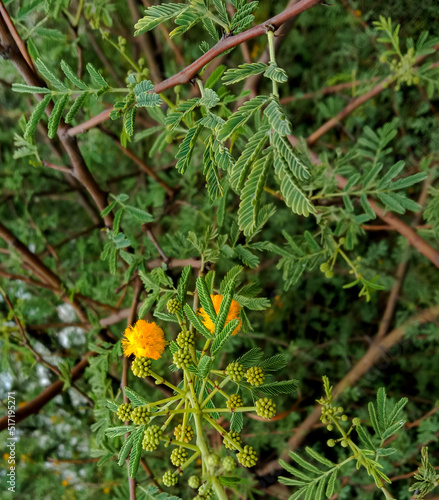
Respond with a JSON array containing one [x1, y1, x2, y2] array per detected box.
[[106, 273, 296, 500], [380, 47, 420, 90], [317, 376, 361, 449]]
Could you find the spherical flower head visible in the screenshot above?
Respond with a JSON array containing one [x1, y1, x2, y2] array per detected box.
[[131, 405, 150, 425], [198, 294, 242, 336], [237, 445, 258, 468], [143, 425, 162, 451], [227, 394, 244, 409], [176, 330, 195, 349], [188, 475, 200, 489], [207, 454, 220, 467], [222, 456, 236, 472], [173, 348, 192, 369], [163, 470, 178, 487], [131, 357, 152, 377], [122, 320, 165, 360], [198, 484, 213, 498], [226, 361, 245, 382], [174, 424, 194, 443], [223, 431, 242, 450], [170, 447, 188, 466], [246, 366, 265, 386], [167, 298, 182, 314], [116, 403, 132, 422], [255, 397, 276, 419]]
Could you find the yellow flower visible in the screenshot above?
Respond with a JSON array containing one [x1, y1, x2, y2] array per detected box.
[[103, 487, 111, 494], [62, 480, 68, 487], [122, 320, 165, 360], [198, 295, 242, 335]]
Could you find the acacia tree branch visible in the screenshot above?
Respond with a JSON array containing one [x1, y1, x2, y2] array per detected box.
[[122, 279, 143, 500], [257, 303, 439, 477], [67, 0, 322, 137], [0, 6, 114, 229], [0, 351, 96, 431]]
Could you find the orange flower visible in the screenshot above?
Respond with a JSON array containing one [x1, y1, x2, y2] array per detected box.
[[198, 295, 242, 335], [122, 319, 165, 360]]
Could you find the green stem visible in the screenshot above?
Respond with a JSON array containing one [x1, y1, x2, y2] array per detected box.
[[149, 370, 185, 395], [203, 414, 244, 452], [267, 30, 279, 97], [201, 377, 230, 408], [202, 406, 256, 413]]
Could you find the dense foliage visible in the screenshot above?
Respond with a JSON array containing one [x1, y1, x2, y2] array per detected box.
[[0, 1, 438, 499]]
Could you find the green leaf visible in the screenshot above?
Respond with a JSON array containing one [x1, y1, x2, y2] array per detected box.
[[65, 93, 88, 124], [176, 122, 203, 173], [238, 153, 272, 236], [218, 476, 241, 486], [230, 410, 243, 432], [234, 245, 259, 268], [196, 276, 217, 322], [183, 304, 214, 339], [271, 133, 310, 180], [273, 155, 315, 217], [304, 447, 336, 468], [165, 98, 199, 130], [360, 194, 376, 220], [124, 387, 149, 407], [60, 60, 88, 90], [258, 354, 287, 372], [138, 291, 160, 318], [236, 347, 263, 368], [124, 107, 137, 136], [264, 63, 288, 83], [205, 65, 226, 88], [290, 451, 322, 475], [169, 10, 201, 39], [230, 125, 269, 192], [36, 58, 68, 91], [117, 432, 135, 466], [378, 160, 406, 188], [24, 94, 52, 138], [389, 171, 428, 190], [105, 425, 137, 438], [128, 426, 144, 478], [198, 355, 212, 378], [387, 397, 408, 426], [211, 319, 239, 356], [48, 95, 69, 138], [134, 3, 187, 36], [217, 96, 267, 141], [378, 192, 405, 214], [124, 205, 154, 223], [86, 63, 109, 89], [326, 468, 338, 498], [222, 63, 268, 85], [368, 401, 381, 437], [264, 99, 292, 136], [258, 380, 298, 395], [12, 83, 52, 94]]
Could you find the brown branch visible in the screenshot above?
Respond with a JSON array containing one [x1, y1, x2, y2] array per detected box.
[[306, 49, 439, 146], [67, 0, 322, 137], [122, 279, 143, 500], [0, 351, 96, 431], [257, 304, 439, 476], [288, 136, 439, 267], [0, 1, 33, 69], [0, 8, 114, 229], [99, 127, 174, 196]]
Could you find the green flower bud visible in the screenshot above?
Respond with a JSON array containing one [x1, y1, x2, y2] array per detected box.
[[198, 484, 213, 498], [131, 405, 150, 425], [237, 445, 258, 468], [143, 425, 162, 451], [352, 417, 361, 426], [223, 431, 241, 450], [116, 403, 132, 422], [176, 330, 195, 349], [162, 470, 178, 487], [226, 361, 245, 382], [413, 75, 420, 84], [245, 366, 265, 386], [167, 298, 182, 314], [326, 424, 334, 431], [341, 439, 349, 447], [341, 415, 348, 421], [174, 424, 194, 443], [255, 397, 276, 419], [131, 357, 152, 378], [173, 349, 192, 369], [207, 454, 220, 467], [170, 447, 188, 466], [327, 439, 336, 447], [222, 456, 236, 472], [188, 475, 200, 489], [227, 394, 244, 409]]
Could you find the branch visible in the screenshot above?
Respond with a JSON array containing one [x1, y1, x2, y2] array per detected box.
[[256, 303, 439, 477], [0, 351, 96, 431], [67, 0, 322, 137]]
